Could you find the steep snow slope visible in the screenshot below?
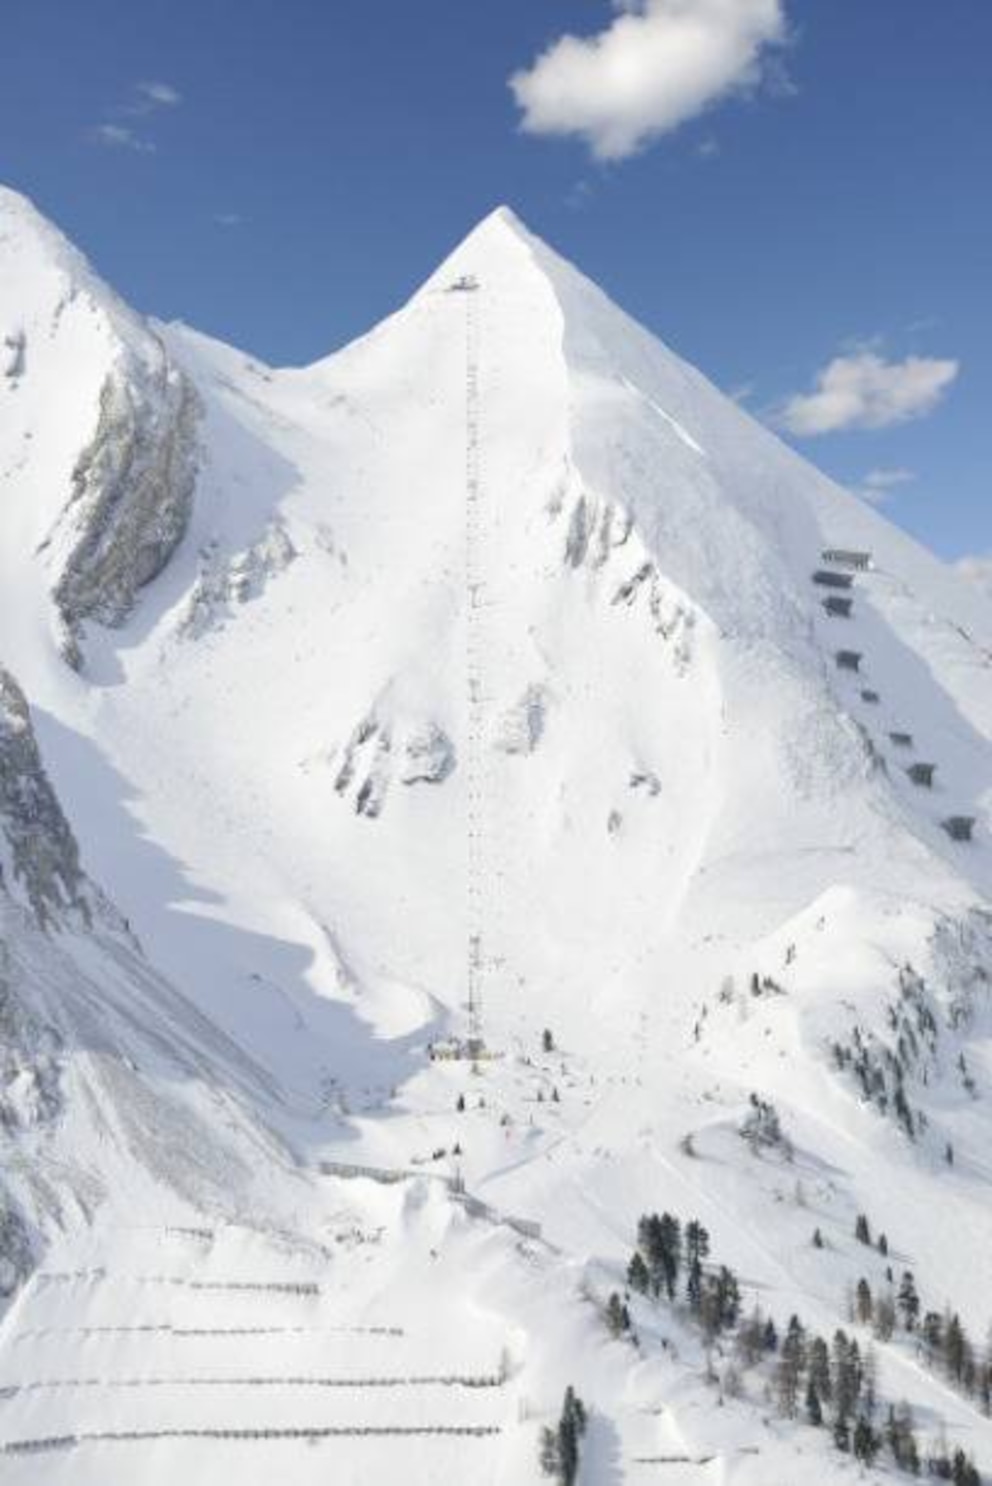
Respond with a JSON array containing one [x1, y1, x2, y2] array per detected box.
[[3, 189, 992, 1482]]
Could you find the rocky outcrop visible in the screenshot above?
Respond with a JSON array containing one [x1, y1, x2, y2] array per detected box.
[[335, 713, 456, 818], [0, 1194, 33, 1299], [0, 666, 88, 927], [496, 685, 548, 756], [44, 349, 201, 666], [2, 326, 26, 381], [178, 521, 297, 640]]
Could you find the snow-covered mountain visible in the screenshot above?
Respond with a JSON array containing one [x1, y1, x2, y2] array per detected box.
[[3, 183, 992, 1484]]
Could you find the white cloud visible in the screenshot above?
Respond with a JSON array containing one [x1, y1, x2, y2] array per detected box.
[[509, 0, 789, 161], [134, 80, 182, 109], [780, 351, 960, 436], [857, 467, 916, 505], [213, 212, 245, 228], [91, 123, 156, 153], [89, 80, 182, 154]]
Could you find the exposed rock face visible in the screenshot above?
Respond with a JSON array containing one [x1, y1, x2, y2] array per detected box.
[[0, 666, 88, 927], [0, 942, 62, 1133], [496, 685, 548, 756], [335, 714, 457, 817], [178, 521, 298, 640], [0, 1196, 33, 1299], [45, 351, 201, 665], [2, 326, 25, 381]]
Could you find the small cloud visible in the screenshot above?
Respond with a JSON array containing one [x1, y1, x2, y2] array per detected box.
[[88, 79, 182, 153], [213, 212, 245, 228], [135, 80, 182, 109], [696, 136, 721, 159], [728, 381, 756, 406], [564, 179, 594, 211], [856, 468, 916, 506], [510, 0, 791, 162], [90, 123, 156, 153], [779, 349, 960, 437]]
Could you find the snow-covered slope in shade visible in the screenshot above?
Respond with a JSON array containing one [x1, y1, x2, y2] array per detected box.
[[3, 189, 992, 1483]]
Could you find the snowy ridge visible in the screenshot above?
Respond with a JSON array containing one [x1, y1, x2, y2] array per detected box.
[[1, 189, 992, 1482]]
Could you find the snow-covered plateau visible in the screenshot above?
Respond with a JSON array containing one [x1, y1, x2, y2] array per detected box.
[[2, 184, 992, 1483]]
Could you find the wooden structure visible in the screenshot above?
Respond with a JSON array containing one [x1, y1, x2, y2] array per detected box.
[[813, 569, 855, 590], [836, 650, 862, 672], [943, 816, 976, 842], [823, 596, 853, 618], [889, 732, 913, 748], [907, 762, 936, 788], [822, 548, 872, 571], [861, 690, 880, 705]]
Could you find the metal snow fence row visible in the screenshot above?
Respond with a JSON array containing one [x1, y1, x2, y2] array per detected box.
[[129, 1275, 320, 1295], [14, 1322, 405, 1344], [35, 1268, 106, 1286], [33, 1271, 319, 1295], [3, 1424, 503, 1454], [5, 1372, 505, 1393]]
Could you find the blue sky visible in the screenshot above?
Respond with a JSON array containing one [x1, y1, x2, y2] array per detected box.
[[1, 0, 988, 559]]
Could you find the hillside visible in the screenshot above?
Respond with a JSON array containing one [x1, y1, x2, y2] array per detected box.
[[2, 185, 992, 1483]]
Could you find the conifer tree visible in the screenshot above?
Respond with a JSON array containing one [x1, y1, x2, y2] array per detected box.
[[897, 1270, 920, 1331], [856, 1278, 873, 1325], [852, 1417, 880, 1464], [606, 1292, 629, 1338], [627, 1251, 650, 1297]]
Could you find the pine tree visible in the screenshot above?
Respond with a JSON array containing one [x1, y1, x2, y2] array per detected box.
[[945, 1312, 969, 1384], [855, 1278, 873, 1325], [556, 1386, 587, 1486], [542, 1028, 555, 1053], [776, 1316, 806, 1418], [852, 1417, 880, 1464], [627, 1251, 650, 1297], [873, 1292, 896, 1342], [832, 1330, 862, 1425], [886, 1402, 921, 1475], [539, 1426, 560, 1478], [606, 1292, 629, 1338], [808, 1335, 832, 1406], [855, 1213, 871, 1246], [952, 1450, 981, 1486], [805, 1379, 823, 1426], [736, 1307, 766, 1367], [897, 1270, 920, 1331], [684, 1219, 709, 1313], [922, 1310, 945, 1364]]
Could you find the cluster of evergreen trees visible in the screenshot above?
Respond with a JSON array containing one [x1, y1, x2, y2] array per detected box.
[[539, 1386, 587, 1485], [851, 1268, 992, 1422], [740, 1093, 792, 1158], [613, 1209, 983, 1484], [828, 961, 981, 1147], [625, 1212, 740, 1340]]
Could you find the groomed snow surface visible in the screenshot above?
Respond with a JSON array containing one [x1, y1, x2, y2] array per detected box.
[[3, 187, 992, 1482]]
